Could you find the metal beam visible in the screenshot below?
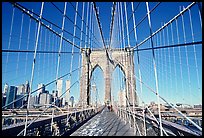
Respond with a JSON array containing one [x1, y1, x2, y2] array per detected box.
[[134, 41, 202, 52]]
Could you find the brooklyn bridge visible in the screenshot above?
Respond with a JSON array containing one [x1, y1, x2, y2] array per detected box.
[[2, 2, 202, 136]]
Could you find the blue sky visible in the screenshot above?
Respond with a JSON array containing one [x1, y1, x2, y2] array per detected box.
[[2, 2, 202, 106]]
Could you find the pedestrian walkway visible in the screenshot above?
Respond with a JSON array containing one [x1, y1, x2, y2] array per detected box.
[[71, 107, 135, 136]]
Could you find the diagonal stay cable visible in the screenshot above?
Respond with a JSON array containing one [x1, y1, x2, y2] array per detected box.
[[10, 2, 81, 49], [131, 2, 196, 50], [114, 59, 202, 132]]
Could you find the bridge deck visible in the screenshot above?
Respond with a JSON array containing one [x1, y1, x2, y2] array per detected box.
[[71, 107, 135, 136]]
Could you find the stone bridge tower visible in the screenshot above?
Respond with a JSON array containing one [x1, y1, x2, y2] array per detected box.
[[79, 48, 138, 107]]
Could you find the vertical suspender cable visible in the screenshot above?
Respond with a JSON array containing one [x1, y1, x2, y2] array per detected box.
[[181, 6, 192, 105], [43, 28, 47, 81], [79, 2, 85, 112], [188, 8, 201, 96], [16, 13, 24, 77], [68, 2, 78, 124], [120, 2, 126, 63], [85, 2, 89, 49], [47, 26, 51, 79], [146, 2, 163, 136], [121, 2, 127, 124], [196, 2, 202, 29], [131, 2, 146, 136], [170, 23, 178, 99], [166, 26, 172, 102], [88, 3, 92, 49], [25, 11, 32, 75], [131, 2, 138, 135], [124, 2, 130, 47], [37, 27, 42, 79], [175, 18, 184, 103], [23, 2, 44, 136], [162, 23, 168, 99], [118, 2, 123, 119], [5, 6, 15, 73], [51, 2, 67, 132]]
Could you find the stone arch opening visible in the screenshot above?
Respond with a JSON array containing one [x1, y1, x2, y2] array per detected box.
[[111, 64, 126, 106], [90, 65, 105, 107]]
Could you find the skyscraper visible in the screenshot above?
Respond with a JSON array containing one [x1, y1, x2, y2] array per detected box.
[[70, 96, 74, 107], [24, 81, 30, 106], [17, 84, 25, 95], [3, 83, 9, 95], [25, 81, 30, 94], [65, 80, 70, 104], [37, 83, 45, 95], [2, 83, 9, 107], [57, 79, 63, 98], [5, 86, 17, 109]]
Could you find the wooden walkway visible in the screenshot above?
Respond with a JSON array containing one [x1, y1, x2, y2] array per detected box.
[[71, 107, 135, 136]]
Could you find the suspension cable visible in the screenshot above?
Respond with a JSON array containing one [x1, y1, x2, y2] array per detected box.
[[24, 2, 44, 136], [24, 10, 32, 75], [109, 2, 116, 48], [66, 2, 78, 125], [131, 2, 146, 136], [10, 2, 81, 49], [146, 2, 163, 136], [170, 23, 178, 103], [115, 58, 202, 131], [51, 2, 67, 133], [16, 13, 24, 77], [188, 8, 201, 94], [93, 2, 106, 48], [5, 5, 15, 73], [132, 2, 196, 50]]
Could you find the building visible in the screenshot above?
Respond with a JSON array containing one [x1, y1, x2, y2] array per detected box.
[[2, 95, 7, 107], [118, 90, 126, 107], [29, 95, 38, 108], [57, 79, 63, 98], [37, 83, 45, 95], [65, 80, 70, 104], [70, 96, 74, 107], [39, 93, 52, 106], [5, 86, 17, 109], [37, 83, 45, 104], [15, 94, 24, 108], [25, 81, 30, 94], [17, 84, 25, 95], [3, 83, 9, 95], [24, 81, 30, 104], [2, 83, 8, 107], [194, 104, 202, 108]]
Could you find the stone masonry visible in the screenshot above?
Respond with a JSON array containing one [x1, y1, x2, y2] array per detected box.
[[79, 48, 138, 107]]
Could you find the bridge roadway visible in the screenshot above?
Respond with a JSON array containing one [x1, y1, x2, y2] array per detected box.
[[71, 107, 135, 136]]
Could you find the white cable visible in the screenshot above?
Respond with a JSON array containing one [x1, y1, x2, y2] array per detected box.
[[181, 6, 192, 105], [16, 13, 24, 77], [24, 2, 44, 136], [188, 8, 201, 96], [5, 6, 15, 73], [146, 2, 163, 136], [51, 2, 67, 133]]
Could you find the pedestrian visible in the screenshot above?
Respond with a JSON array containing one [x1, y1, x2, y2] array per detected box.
[[107, 105, 110, 111], [110, 105, 113, 111]]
